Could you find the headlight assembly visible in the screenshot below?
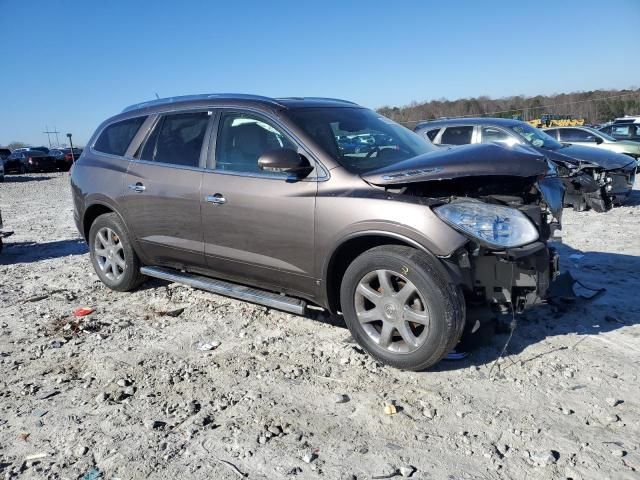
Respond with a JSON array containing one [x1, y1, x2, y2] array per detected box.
[[434, 202, 539, 249]]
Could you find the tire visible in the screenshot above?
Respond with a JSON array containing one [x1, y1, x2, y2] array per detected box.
[[88, 212, 145, 292], [0, 175, 4, 183], [340, 245, 465, 371], [19, 165, 27, 174]]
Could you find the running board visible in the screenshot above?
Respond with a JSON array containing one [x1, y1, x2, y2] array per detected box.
[[140, 266, 307, 315]]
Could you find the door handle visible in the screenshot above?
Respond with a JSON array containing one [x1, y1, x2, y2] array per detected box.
[[205, 193, 226, 205], [128, 182, 146, 193]]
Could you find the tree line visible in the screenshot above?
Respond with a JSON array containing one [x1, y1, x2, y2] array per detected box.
[[378, 88, 640, 127]]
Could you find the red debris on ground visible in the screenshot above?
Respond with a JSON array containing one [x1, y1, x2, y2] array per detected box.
[[73, 307, 95, 317]]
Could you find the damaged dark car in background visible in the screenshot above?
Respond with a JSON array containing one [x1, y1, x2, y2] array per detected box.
[[415, 118, 636, 212]]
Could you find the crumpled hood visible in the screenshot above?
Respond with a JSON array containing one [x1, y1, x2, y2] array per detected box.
[[547, 144, 635, 171], [361, 143, 547, 186]]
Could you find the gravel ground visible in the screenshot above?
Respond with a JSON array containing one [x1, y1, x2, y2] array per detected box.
[[1, 172, 639, 480]]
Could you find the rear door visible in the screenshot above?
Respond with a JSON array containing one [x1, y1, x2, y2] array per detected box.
[[200, 110, 317, 297], [120, 110, 213, 269]]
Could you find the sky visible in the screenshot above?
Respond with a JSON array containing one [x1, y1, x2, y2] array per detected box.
[[1, 0, 639, 146]]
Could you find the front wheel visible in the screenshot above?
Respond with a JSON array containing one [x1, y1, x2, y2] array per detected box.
[[340, 245, 465, 371], [88, 212, 145, 291]]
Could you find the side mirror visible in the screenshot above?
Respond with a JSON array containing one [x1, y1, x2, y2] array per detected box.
[[258, 148, 313, 176], [594, 136, 603, 144]]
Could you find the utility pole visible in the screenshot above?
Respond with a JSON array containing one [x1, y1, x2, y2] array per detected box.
[[66, 133, 75, 163], [43, 126, 61, 147]]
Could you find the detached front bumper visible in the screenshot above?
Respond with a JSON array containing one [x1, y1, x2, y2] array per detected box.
[[443, 242, 559, 314]]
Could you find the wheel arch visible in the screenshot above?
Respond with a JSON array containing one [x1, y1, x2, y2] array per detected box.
[[323, 231, 451, 314], [82, 202, 117, 241]]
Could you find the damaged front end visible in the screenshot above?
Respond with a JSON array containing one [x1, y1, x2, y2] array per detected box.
[[549, 150, 637, 212], [422, 177, 561, 316], [362, 143, 563, 316]]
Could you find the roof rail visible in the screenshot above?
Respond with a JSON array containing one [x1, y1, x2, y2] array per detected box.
[[276, 96, 359, 105], [122, 93, 287, 113]]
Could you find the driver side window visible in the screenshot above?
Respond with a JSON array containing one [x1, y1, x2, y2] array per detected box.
[[480, 126, 515, 145], [215, 113, 298, 176], [559, 128, 595, 142]]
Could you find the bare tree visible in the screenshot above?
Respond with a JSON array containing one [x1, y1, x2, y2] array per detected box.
[[7, 141, 29, 150], [378, 88, 640, 126]]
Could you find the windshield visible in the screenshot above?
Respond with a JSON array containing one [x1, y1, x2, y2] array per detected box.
[[285, 107, 435, 173], [510, 123, 563, 150]]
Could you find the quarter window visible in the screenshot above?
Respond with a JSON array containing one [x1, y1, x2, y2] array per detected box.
[[440, 126, 473, 145], [425, 128, 440, 142], [215, 113, 297, 175], [94, 116, 147, 156], [139, 111, 210, 167]]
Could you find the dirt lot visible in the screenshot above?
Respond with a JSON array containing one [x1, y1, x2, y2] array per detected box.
[[1, 173, 639, 480]]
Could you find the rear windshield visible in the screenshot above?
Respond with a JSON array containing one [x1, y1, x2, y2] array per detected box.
[[285, 107, 434, 173], [94, 116, 147, 156]]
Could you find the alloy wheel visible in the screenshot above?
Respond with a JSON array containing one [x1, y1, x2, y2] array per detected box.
[[354, 269, 430, 354], [94, 227, 126, 282]]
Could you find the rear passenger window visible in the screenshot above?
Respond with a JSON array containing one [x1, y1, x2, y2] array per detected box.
[[440, 126, 473, 145], [94, 116, 146, 156], [139, 111, 210, 168]]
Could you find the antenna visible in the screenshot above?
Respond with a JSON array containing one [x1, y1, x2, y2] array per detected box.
[[43, 126, 61, 148], [155, 92, 160, 99]]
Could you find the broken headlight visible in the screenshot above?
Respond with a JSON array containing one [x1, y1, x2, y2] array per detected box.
[[434, 202, 539, 249]]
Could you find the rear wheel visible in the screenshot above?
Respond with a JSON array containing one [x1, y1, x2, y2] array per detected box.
[[340, 245, 465, 371], [89, 213, 145, 291]]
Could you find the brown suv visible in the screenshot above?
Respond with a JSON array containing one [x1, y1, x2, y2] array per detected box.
[[71, 94, 562, 370]]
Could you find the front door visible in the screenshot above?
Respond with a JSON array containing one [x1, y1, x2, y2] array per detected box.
[[201, 111, 317, 297], [120, 110, 212, 269]]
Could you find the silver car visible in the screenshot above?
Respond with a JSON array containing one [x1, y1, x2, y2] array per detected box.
[[543, 126, 640, 166]]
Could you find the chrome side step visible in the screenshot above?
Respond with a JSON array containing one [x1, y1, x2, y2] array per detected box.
[[140, 266, 307, 315]]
